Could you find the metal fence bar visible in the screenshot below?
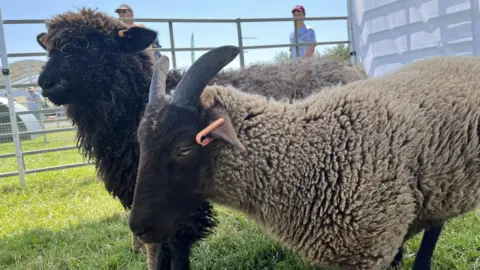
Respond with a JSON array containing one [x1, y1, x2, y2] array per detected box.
[[39, 111, 47, 143], [0, 162, 93, 178], [294, 21, 300, 58], [16, 107, 63, 115], [0, 108, 63, 116], [346, 0, 356, 65], [0, 127, 76, 139], [1, 15, 350, 183], [1, 39, 349, 87], [5, 52, 46, 57], [3, 16, 348, 25], [168, 22, 177, 69], [247, 41, 347, 49], [0, 145, 78, 159], [238, 16, 348, 22], [4, 40, 347, 63], [236, 19, 245, 68], [0, 8, 26, 186]]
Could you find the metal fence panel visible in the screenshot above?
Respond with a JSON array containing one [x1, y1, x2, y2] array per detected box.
[[0, 11, 350, 185]]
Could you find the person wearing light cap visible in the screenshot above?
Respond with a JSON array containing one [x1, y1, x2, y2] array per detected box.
[[115, 4, 135, 26], [114, 4, 162, 59], [289, 5, 316, 59]]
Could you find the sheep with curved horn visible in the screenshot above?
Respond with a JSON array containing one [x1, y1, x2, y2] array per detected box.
[[130, 46, 479, 270]]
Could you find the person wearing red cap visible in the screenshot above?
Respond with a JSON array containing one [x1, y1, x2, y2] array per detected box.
[[289, 5, 316, 59]]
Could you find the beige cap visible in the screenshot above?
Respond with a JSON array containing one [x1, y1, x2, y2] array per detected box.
[[115, 4, 133, 13]]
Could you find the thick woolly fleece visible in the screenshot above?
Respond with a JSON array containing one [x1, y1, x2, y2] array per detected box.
[[195, 55, 480, 270], [208, 56, 367, 102], [36, 8, 217, 270]]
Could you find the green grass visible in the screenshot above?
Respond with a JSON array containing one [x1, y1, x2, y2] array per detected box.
[[1, 132, 480, 269]]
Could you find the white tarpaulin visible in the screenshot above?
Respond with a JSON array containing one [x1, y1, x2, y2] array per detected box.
[[348, 0, 480, 77]]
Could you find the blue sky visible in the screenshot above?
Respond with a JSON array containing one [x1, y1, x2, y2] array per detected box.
[[1, 0, 349, 69]]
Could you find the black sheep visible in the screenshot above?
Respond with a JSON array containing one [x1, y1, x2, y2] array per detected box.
[[35, 8, 215, 269]]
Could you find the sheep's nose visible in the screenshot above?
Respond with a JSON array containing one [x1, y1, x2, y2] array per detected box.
[[132, 226, 154, 239], [37, 75, 56, 90], [129, 217, 153, 238]]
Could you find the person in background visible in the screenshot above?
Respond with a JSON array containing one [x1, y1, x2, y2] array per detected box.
[[26, 86, 44, 120], [115, 4, 162, 59], [289, 5, 316, 59]]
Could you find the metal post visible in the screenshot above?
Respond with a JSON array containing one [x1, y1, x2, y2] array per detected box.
[[168, 22, 177, 69], [40, 110, 47, 144], [294, 19, 299, 58], [235, 19, 245, 68], [346, 0, 357, 65], [27, 61, 32, 83], [0, 8, 26, 186]]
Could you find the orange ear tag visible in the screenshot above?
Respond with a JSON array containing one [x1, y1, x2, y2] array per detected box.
[[195, 118, 225, 147], [118, 29, 132, 38]]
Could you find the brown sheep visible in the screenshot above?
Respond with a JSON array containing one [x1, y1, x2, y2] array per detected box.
[[129, 46, 480, 270]]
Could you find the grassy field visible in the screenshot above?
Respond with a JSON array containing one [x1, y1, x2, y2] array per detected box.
[[1, 130, 480, 269]]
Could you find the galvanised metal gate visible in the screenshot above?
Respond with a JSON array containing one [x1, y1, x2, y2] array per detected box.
[[0, 8, 354, 185]]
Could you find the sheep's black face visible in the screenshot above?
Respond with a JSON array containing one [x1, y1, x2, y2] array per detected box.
[[35, 9, 157, 105], [129, 100, 209, 243], [129, 45, 242, 244], [36, 31, 105, 105]]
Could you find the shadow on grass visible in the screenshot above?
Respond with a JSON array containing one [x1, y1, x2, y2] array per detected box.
[[3, 202, 477, 270], [0, 213, 146, 270], [0, 209, 324, 270], [190, 208, 327, 270]]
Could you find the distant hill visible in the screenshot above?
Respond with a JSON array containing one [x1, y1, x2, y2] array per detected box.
[[0, 59, 46, 90]]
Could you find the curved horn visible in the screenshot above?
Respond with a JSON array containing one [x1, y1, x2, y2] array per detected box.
[[148, 55, 170, 104], [171, 45, 240, 107]]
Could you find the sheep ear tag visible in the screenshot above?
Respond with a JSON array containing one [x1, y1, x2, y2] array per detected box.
[[195, 117, 246, 151], [196, 118, 224, 146], [118, 30, 132, 38], [116, 26, 157, 53]]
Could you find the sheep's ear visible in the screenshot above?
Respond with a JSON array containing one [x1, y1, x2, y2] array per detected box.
[[115, 26, 157, 53], [37, 32, 47, 51], [203, 106, 246, 152]]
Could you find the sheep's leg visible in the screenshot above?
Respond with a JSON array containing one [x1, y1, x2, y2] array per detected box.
[[388, 222, 443, 269], [131, 233, 144, 251], [147, 243, 172, 270], [389, 246, 403, 268], [155, 201, 218, 270], [167, 241, 191, 270], [412, 223, 443, 270]]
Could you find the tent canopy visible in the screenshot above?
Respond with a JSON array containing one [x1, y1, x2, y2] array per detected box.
[[348, 0, 480, 77]]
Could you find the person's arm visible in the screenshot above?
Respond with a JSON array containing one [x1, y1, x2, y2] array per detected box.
[[304, 28, 316, 57], [34, 94, 42, 102]]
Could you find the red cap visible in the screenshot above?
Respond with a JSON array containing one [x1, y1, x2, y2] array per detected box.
[[292, 5, 305, 14]]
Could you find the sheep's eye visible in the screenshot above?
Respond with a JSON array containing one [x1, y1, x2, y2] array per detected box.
[[63, 45, 74, 54], [171, 142, 197, 163], [177, 146, 192, 156]]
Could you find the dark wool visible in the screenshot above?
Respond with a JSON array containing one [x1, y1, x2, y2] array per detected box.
[[36, 8, 216, 270]]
